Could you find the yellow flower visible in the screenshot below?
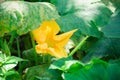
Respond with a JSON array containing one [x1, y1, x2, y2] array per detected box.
[[32, 20, 77, 58]]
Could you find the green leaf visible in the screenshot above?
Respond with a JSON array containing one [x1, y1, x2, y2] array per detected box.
[[0, 1, 59, 36], [0, 68, 3, 76], [62, 59, 108, 80], [81, 37, 120, 62], [0, 77, 2, 80], [24, 64, 59, 80], [62, 70, 85, 80], [22, 48, 42, 68], [107, 62, 120, 80], [2, 56, 26, 71], [109, 0, 120, 8], [0, 53, 25, 71], [0, 53, 6, 63], [0, 39, 11, 56], [49, 57, 72, 70], [47, 69, 63, 80], [5, 56, 26, 63], [22, 48, 41, 62], [5, 70, 21, 80], [101, 9, 120, 38], [51, 0, 112, 39], [50, 58, 120, 80], [62, 60, 84, 72], [49, 57, 83, 73]]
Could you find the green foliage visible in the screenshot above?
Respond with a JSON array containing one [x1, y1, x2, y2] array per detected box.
[[0, 0, 120, 80], [0, 53, 25, 71], [109, 0, 120, 8], [50, 58, 120, 80], [5, 70, 21, 80], [61, 60, 83, 73], [0, 52, 24, 80], [24, 64, 60, 80], [80, 37, 120, 62], [49, 57, 73, 70], [0, 39, 11, 56], [101, 9, 120, 38], [0, 1, 59, 36], [51, 0, 112, 41], [0, 70, 21, 80], [107, 60, 120, 80]]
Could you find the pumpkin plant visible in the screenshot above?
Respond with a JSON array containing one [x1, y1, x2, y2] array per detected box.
[[0, 0, 120, 80]]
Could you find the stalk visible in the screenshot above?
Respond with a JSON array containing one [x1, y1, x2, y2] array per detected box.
[[16, 37, 22, 74], [69, 36, 89, 56], [30, 32, 38, 65]]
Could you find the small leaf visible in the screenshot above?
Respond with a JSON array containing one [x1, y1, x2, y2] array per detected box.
[[5, 56, 26, 63], [2, 56, 26, 71], [2, 63, 18, 71], [0, 53, 26, 71]]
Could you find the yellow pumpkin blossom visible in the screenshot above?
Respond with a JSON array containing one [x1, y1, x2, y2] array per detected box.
[[32, 20, 77, 58]]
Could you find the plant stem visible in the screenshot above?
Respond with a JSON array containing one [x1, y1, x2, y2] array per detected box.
[[69, 36, 89, 57], [16, 37, 21, 58], [47, 55, 51, 63], [16, 37, 22, 74], [8, 33, 15, 47], [30, 32, 38, 65], [42, 55, 46, 63]]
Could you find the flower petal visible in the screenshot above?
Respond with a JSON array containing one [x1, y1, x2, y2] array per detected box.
[[47, 47, 68, 58], [35, 43, 48, 54], [53, 29, 77, 47], [47, 20, 60, 35], [32, 24, 47, 43], [32, 20, 60, 44]]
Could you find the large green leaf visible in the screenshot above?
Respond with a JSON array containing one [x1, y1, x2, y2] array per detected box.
[[107, 59, 120, 80], [0, 1, 59, 36], [49, 58, 84, 80], [101, 9, 120, 38], [50, 57, 120, 80], [24, 64, 62, 80], [62, 59, 120, 80], [80, 37, 120, 62], [51, 0, 112, 39], [62, 59, 108, 80]]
